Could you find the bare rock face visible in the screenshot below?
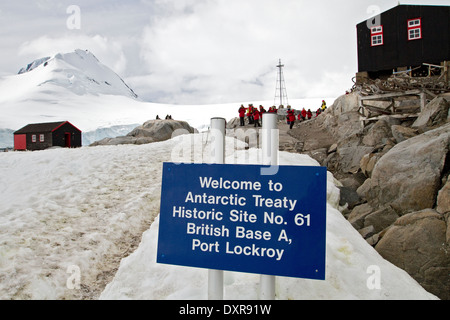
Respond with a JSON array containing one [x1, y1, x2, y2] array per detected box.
[[358, 123, 450, 213], [375, 209, 450, 300], [412, 97, 450, 130]]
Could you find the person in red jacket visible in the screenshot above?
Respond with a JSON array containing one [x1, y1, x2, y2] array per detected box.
[[247, 104, 254, 124], [287, 109, 296, 130], [238, 105, 246, 126], [307, 109, 313, 120], [301, 108, 307, 121], [253, 108, 261, 127]]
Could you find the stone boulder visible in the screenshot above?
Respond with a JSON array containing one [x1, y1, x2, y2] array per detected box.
[[90, 120, 195, 146], [412, 97, 450, 131], [358, 123, 450, 213], [362, 119, 394, 147], [391, 125, 419, 143], [128, 120, 195, 141], [375, 209, 450, 300]]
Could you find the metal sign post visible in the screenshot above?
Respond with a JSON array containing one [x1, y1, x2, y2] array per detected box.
[[260, 113, 278, 300], [208, 118, 226, 300]]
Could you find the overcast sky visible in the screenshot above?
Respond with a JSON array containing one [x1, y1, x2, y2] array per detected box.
[[0, 0, 448, 104]]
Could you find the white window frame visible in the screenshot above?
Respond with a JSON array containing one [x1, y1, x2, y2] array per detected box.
[[32, 134, 37, 143], [39, 134, 45, 142], [408, 18, 422, 41], [408, 19, 421, 28], [371, 25, 384, 47], [371, 26, 383, 34]]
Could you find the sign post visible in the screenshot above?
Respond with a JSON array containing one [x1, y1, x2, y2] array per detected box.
[[208, 118, 226, 300], [260, 112, 278, 300]]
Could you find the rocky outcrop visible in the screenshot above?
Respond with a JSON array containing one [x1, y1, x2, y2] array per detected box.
[[293, 93, 450, 299], [358, 123, 450, 213], [90, 120, 195, 146]]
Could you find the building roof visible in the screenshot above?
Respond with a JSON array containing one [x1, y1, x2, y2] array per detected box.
[[14, 121, 81, 134], [358, 4, 450, 25]]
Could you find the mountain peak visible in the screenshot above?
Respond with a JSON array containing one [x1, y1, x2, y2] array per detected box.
[[16, 49, 138, 99], [18, 56, 51, 74]]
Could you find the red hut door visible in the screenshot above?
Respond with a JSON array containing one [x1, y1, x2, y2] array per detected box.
[[14, 134, 27, 150], [65, 133, 71, 148]]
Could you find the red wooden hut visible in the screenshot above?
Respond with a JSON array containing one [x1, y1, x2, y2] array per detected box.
[[14, 121, 82, 151]]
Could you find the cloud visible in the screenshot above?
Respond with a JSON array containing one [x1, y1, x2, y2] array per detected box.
[[135, 0, 361, 104], [5, 0, 450, 104]]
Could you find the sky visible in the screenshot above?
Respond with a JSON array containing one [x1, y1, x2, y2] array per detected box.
[[0, 0, 448, 105]]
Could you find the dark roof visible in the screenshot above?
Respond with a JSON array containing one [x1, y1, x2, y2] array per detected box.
[[358, 4, 450, 25], [14, 121, 81, 134]]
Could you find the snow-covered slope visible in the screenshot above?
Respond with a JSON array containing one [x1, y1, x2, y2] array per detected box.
[[0, 133, 437, 300]]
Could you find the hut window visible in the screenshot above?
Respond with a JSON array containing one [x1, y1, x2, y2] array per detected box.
[[408, 18, 422, 40], [371, 26, 383, 46], [32, 135, 37, 143], [39, 134, 45, 142]]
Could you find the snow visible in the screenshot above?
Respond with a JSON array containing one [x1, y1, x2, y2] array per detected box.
[[0, 131, 438, 300]]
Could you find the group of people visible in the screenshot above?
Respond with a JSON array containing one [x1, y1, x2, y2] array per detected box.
[[238, 100, 328, 130], [287, 100, 327, 129], [238, 104, 278, 127], [155, 115, 173, 120]]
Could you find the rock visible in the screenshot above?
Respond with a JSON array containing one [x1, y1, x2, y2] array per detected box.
[[375, 209, 450, 300], [328, 143, 338, 154], [391, 125, 419, 143], [338, 172, 367, 190], [306, 148, 328, 166], [329, 93, 359, 115], [336, 144, 373, 174], [412, 97, 450, 130], [358, 225, 375, 239], [362, 119, 393, 147], [366, 233, 380, 246], [360, 152, 378, 177], [348, 203, 374, 229], [437, 179, 450, 214], [363, 206, 399, 234], [129, 120, 195, 141], [91, 120, 195, 146], [308, 92, 450, 299], [338, 186, 363, 211], [358, 123, 450, 214]]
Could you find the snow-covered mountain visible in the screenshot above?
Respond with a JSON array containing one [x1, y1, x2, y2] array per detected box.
[[15, 49, 138, 98]]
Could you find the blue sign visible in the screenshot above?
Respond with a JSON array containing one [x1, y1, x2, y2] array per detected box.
[[157, 163, 327, 280]]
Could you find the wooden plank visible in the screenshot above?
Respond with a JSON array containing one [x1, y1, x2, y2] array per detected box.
[[359, 90, 422, 101]]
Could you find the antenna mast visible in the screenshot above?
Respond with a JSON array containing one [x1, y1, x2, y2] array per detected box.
[[274, 59, 289, 107]]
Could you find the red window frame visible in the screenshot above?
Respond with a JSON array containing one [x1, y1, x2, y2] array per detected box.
[[370, 25, 383, 47], [407, 18, 422, 41]]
